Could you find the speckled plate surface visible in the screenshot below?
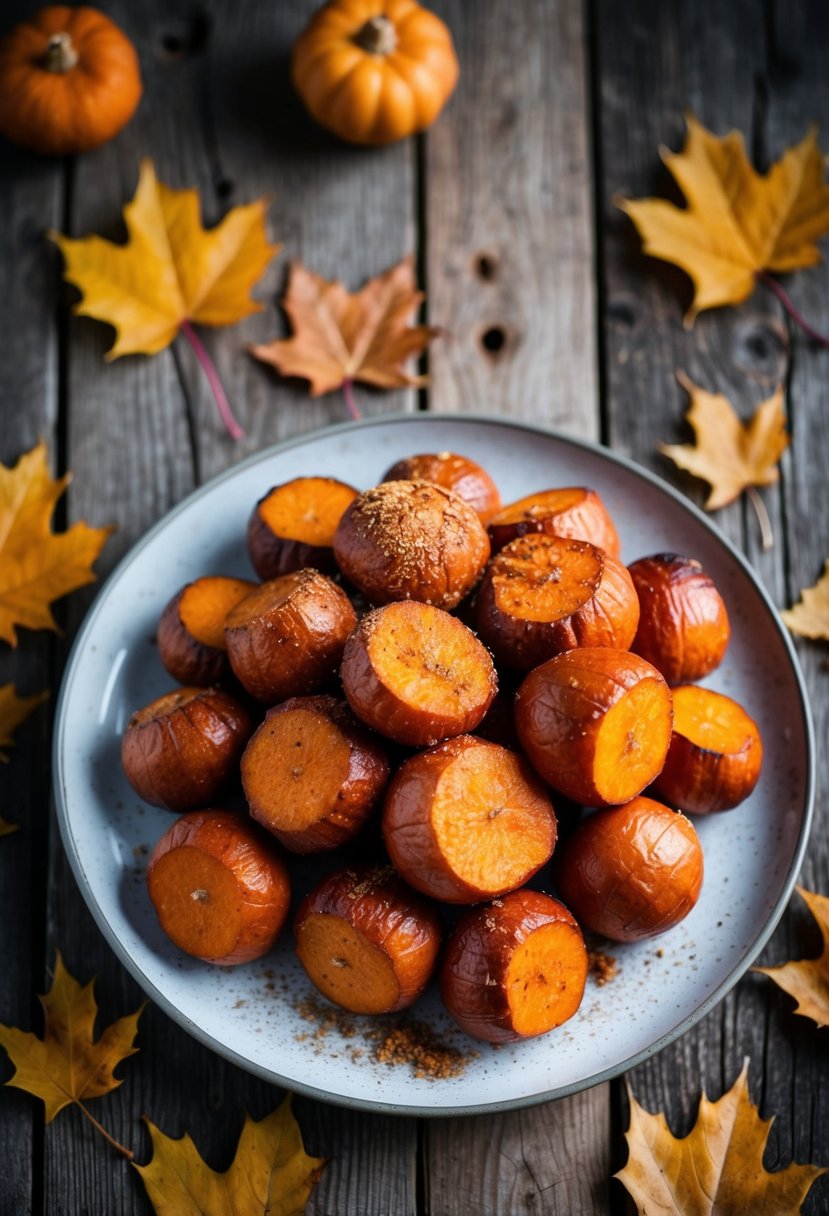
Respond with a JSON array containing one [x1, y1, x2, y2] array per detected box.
[[53, 414, 814, 1115]]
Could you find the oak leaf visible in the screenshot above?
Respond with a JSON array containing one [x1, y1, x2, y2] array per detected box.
[[616, 1060, 827, 1214], [135, 1096, 325, 1216], [0, 953, 143, 1125], [617, 114, 829, 323], [781, 561, 829, 640], [0, 683, 48, 763], [659, 371, 788, 510], [50, 160, 278, 358], [756, 887, 829, 1028], [0, 442, 112, 647], [249, 256, 439, 395]]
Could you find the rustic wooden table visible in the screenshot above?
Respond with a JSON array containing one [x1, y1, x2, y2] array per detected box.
[[1, 1, 827, 1212]]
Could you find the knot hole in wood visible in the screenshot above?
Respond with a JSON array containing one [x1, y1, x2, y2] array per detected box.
[[159, 11, 212, 60]]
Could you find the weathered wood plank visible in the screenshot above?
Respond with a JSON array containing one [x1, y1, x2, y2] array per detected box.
[[424, 3, 610, 1212]]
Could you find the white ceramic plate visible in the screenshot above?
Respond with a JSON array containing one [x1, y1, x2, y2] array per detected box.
[[54, 415, 814, 1115]]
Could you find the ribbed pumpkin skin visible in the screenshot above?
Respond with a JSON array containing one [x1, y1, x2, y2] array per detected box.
[[292, 0, 459, 145], [0, 5, 142, 155]]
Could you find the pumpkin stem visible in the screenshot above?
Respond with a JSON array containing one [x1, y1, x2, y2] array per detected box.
[[355, 15, 397, 56], [43, 32, 79, 73]]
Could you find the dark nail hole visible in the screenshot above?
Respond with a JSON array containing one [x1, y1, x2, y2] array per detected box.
[[481, 326, 507, 354], [215, 177, 234, 200], [475, 253, 498, 282], [162, 34, 183, 55], [160, 13, 211, 59], [607, 299, 636, 327]]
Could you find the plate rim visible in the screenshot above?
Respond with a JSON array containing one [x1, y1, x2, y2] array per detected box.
[[53, 411, 816, 1117]]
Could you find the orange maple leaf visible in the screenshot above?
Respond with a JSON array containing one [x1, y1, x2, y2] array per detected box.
[[782, 561, 829, 641], [617, 114, 829, 323], [0, 442, 112, 647], [249, 256, 440, 396], [756, 887, 829, 1028], [0, 683, 48, 765], [617, 1060, 827, 1214]]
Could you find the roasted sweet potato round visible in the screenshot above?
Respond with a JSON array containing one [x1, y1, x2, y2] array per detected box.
[[474, 534, 639, 670], [628, 553, 730, 685], [294, 864, 441, 1014], [247, 476, 358, 580], [488, 487, 620, 557], [652, 684, 763, 814], [147, 809, 290, 964], [157, 575, 257, 687], [381, 451, 501, 524], [241, 694, 390, 852], [341, 600, 497, 746], [333, 479, 490, 609], [555, 796, 703, 941], [515, 648, 673, 806], [225, 569, 356, 704], [121, 686, 253, 812], [440, 889, 587, 1043], [383, 735, 557, 903]]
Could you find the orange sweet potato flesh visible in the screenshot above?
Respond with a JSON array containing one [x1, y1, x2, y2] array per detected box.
[[488, 487, 620, 557], [341, 601, 497, 746], [147, 809, 290, 964], [180, 577, 258, 649], [653, 684, 763, 814], [158, 577, 257, 686], [383, 735, 557, 903], [249, 477, 357, 580]]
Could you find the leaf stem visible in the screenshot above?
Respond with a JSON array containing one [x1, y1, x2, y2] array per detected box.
[[746, 485, 774, 552], [757, 272, 829, 349], [179, 321, 245, 441], [74, 1099, 134, 1160], [341, 378, 362, 421]]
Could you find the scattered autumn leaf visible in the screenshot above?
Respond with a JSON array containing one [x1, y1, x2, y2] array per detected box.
[[616, 1059, 827, 1215], [50, 160, 278, 359], [781, 561, 829, 640], [0, 442, 112, 647], [617, 114, 829, 323], [659, 371, 788, 514], [249, 256, 440, 397], [135, 1096, 325, 1216], [0, 819, 18, 836], [756, 886, 829, 1028], [0, 953, 143, 1156], [0, 683, 48, 762]]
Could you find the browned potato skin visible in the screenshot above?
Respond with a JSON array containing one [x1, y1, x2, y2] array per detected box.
[[629, 554, 730, 685], [242, 694, 391, 853], [474, 536, 640, 671], [157, 582, 255, 687], [439, 890, 585, 1043], [555, 796, 703, 941], [121, 687, 254, 812], [333, 480, 490, 609], [381, 452, 502, 524], [247, 477, 357, 580], [294, 864, 442, 1013], [225, 570, 356, 704], [488, 488, 621, 557], [652, 687, 763, 814], [147, 809, 290, 964]]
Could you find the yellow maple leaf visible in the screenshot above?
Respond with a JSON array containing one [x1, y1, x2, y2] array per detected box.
[[50, 160, 279, 358], [616, 1060, 827, 1214], [135, 1096, 325, 1216], [249, 256, 440, 396], [0, 442, 112, 647], [0, 683, 48, 762], [659, 371, 788, 511], [0, 953, 143, 1138], [617, 114, 829, 323], [782, 561, 829, 640], [756, 887, 829, 1028]]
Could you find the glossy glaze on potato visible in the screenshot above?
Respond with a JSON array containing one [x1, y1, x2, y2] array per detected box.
[[629, 553, 730, 685], [157, 576, 256, 687], [488, 487, 620, 557], [381, 451, 501, 524]]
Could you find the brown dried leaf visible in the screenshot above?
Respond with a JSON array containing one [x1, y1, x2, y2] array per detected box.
[[0, 683, 48, 762], [756, 887, 829, 1028], [782, 561, 829, 640]]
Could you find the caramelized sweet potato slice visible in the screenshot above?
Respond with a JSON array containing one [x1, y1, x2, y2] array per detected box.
[[474, 534, 639, 670], [242, 694, 390, 852], [488, 487, 620, 557], [652, 684, 762, 813], [629, 554, 730, 684], [440, 890, 587, 1043], [381, 451, 501, 524], [157, 576, 256, 686], [341, 601, 497, 746], [294, 864, 441, 1014], [248, 476, 358, 580], [383, 735, 557, 903], [515, 648, 672, 806]]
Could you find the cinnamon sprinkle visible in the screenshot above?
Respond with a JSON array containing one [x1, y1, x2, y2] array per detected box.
[[587, 948, 618, 986]]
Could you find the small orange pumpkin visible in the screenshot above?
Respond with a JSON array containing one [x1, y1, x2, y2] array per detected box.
[[0, 5, 142, 156], [292, 0, 459, 146]]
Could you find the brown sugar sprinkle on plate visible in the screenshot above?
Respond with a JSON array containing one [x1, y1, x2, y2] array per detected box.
[[587, 948, 618, 987]]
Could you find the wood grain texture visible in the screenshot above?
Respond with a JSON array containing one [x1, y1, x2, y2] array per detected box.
[[426, 0, 597, 433]]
